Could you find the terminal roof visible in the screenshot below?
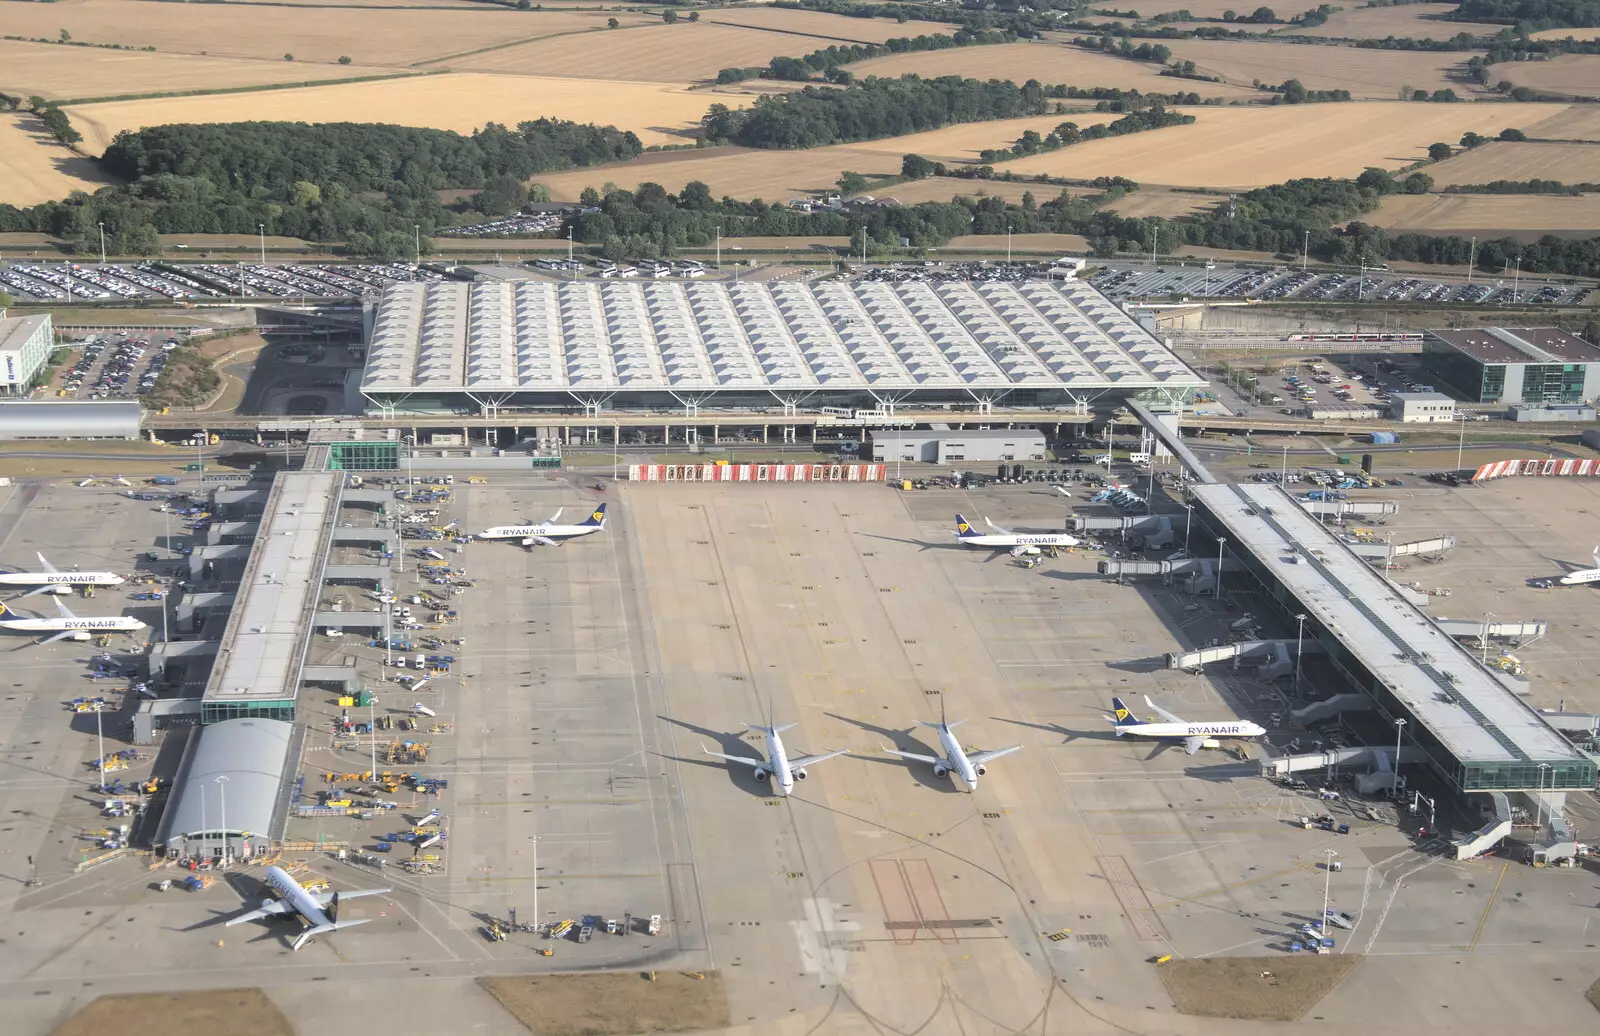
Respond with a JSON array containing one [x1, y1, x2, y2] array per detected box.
[[1192, 482, 1584, 767], [1429, 327, 1600, 365], [360, 280, 1203, 394], [203, 471, 338, 704]]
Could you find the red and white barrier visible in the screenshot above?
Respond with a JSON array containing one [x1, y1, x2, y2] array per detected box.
[[1473, 458, 1600, 481], [629, 463, 887, 483]]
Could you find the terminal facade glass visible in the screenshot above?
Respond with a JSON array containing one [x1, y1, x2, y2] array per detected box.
[[326, 441, 399, 471], [202, 699, 296, 724]]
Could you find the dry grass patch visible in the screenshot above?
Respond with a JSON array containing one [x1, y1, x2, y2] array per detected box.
[[1522, 103, 1600, 140], [53, 989, 292, 1036], [1113, 0, 1325, 16], [477, 971, 729, 1036], [703, 7, 956, 43], [0, 39, 397, 102], [1369, 193, 1600, 236], [847, 40, 1257, 98], [1490, 55, 1600, 98], [1167, 39, 1487, 99], [1533, 27, 1600, 42], [456, 23, 829, 82], [1105, 188, 1222, 218], [997, 102, 1566, 188], [1423, 140, 1600, 185], [1157, 956, 1362, 1022], [887, 177, 1095, 205], [66, 73, 748, 151], [0, 0, 618, 66], [1287, 4, 1504, 40], [0, 114, 118, 207]]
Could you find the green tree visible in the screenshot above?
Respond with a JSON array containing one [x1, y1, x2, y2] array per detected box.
[[823, 66, 854, 85], [290, 180, 322, 207], [1584, 318, 1600, 345], [1250, 5, 1276, 20], [662, 9, 677, 23], [1411, 89, 1429, 101], [1427, 142, 1453, 161], [688, 9, 699, 20], [607, 17, 619, 28], [1460, 131, 1487, 149], [580, 186, 601, 206], [837, 171, 870, 196], [59, 29, 71, 42], [516, 0, 532, 8], [1499, 127, 1527, 141], [284, 53, 294, 61], [527, 182, 551, 203], [0, 290, 14, 309], [1402, 172, 1433, 194], [1280, 78, 1307, 104], [338, 55, 352, 65], [901, 153, 935, 179]]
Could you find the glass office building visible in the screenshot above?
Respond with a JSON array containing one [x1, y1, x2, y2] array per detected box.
[[1423, 328, 1600, 404]]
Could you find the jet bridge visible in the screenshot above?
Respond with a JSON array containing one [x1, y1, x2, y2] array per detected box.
[[1347, 535, 1456, 561], [1125, 401, 1218, 484], [1167, 638, 1326, 673]]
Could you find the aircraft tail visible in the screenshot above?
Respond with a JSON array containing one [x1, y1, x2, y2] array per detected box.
[[0, 601, 12, 618], [954, 514, 981, 539], [291, 919, 369, 952], [579, 504, 608, 528], [1111, 696, 1135, 726]]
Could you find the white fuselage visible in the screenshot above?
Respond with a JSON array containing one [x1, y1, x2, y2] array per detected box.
[[1115, 720, 1265, 744], [763, 728, 796, 796], [263, 865, 331, 927], [961, 532, 1079, 550], [933, 723, 980, 792], [0, 572, 123, 591], [476, 524, 600, 544], [1559, 568, 1600, 586], [0, 614, 144, 635]]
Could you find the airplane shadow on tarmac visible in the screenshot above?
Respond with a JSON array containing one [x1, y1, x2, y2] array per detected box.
[[824, 712, 962, 793], [656, 715, 775, 798]]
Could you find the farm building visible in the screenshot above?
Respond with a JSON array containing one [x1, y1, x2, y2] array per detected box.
[[0, 312, 54, 396], [1422, 327, 1600, 404], [870, 427, 1047, 464], [0, 400, 141, 439], [356, 280, 1204, 417]]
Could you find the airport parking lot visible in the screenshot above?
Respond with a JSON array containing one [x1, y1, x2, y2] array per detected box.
[[1094, 263, 1593, 307], [0, 261, 440, 302]]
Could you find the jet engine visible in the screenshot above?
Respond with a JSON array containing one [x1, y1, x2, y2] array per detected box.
[[753, 768, 770, 782], [974, 764, 987, 776], [933, 763, 949, 778], [794, 768, 808, 781]]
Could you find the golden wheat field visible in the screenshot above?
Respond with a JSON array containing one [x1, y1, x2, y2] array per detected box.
[[1369, 193, 1600, 235], [1490, 55, 1600, 97], [996, 102, 1568, 188], [0, 1, 633, 66], [1531, 27, 1600, 42], [0, 114, 118, 206], [1420, 140, 1600, 185], [64, 73, 752, 151], [1286, 4, 1505, 40], [455, 22, 842, 82], [1166, 39, 1488, 99], [844, 39, 1259, 98], [1103, 188, 1223, 218], [0, 40, 400, 102], [701, 7, 956, 43], [1522, 104, 1600, 140]]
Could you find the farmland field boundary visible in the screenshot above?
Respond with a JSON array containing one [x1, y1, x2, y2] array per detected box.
[[56, 70, 441, 108]]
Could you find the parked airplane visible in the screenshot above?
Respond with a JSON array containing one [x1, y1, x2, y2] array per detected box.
[[881, 703, 1021, 791], [1111, 695, 1266, 755], [953, 514, 1079, 560], [223, 865, 391, 951], [703, 722, 846, 796], [1558, 547, 1600, 585], [0, 553, 125, 596], [476, 505, 607, 547], [0, 599, 146, 643]]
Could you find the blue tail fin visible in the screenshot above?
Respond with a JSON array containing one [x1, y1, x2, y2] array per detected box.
[[954, 514, 980, 539], [1111, 696, 1134, 726], [579, 504, 607, 528]]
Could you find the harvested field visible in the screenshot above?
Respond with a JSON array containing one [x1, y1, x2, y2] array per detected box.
[[1166, 39, 1488, 99], [1157, 956, 1362, 1022], [0, 114, 118, 207], [0, 1, 627, 66], [1532, 27, 1600, 42], [1490, 55, 1600, 98], [477, 972, 728, 1036], [885, 177, 1096, 205], [1104, 187, 1223, 218], [1369, 193, 1600, 237], [532, 114, 1122, 200], [65, 73, 752, 151], [996, 102, 1566, 188], [456, 22, 837, 81], [1286, 4, 1504, 40], [1114, 0, 1326, 16], [1422, 141, 1600, 186], [846, 40, 1259, 98], [0, 39, 398, 102], [53, 989, 293, 1036], [702, 7, 956, 43], [1522, 103, 1600, 140]]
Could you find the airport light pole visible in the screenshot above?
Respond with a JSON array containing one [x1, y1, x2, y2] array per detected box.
[[97, 222, 106, 266], [1320, 848, 1338, 936], [95, 704, 106, 792], [1215, 537, 1225, 598], [1467, 236, 1476, 287], [1302, 230, 1309, 273], [1006, 223, 1013, 265], [1536, 763, 1550, 834], [1281, 444, 1289, 486], [257, 223, 266, 266], [1295, 613, 1307, 691], [530, 835, 540, 925], [370, 693, 379, 787], [1480, 612, 1494, 665], [413, 224, 421, 269], [1393, 717, 1406, 793], [215, 774, 229, 869], [1455, 412, 1467, 475], [1183, 503, 1193, 549]]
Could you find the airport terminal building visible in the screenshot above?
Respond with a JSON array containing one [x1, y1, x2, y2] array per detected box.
[[1422, 327, 1600, 404], [357, 279, 1204, 418]]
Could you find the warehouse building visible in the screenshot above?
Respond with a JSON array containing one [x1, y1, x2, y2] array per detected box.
[[0, 312, 54, 396], [0, 400, 141, 440], [1422, 328, 1600, 404], [1388, 391, 1457, 423], [870, 427, 1048, 464], [358, 279, 1204, 417], [156, 717, 294, 861]]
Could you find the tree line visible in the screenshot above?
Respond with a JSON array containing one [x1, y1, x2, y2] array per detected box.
[[1453, 0, 1600, 30], [715, 28, 1014, 85], [976, 107, 1195, 164]]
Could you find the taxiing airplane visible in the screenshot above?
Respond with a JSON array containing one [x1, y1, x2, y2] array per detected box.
[[0, 598, 146, 643], [953, 513, 1079, 561], [1111, 695, 1266, 756], [703, 722, 846, 796], [223, 865, 391, 951], [0, 553, 125, 596], [881, 703, 1021, 792], [1558, 547, 1600, 585], [477, 505, 607, 547]]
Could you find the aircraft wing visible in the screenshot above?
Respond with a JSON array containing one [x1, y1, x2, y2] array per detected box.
[[52, 597, 79, 621], [789, 749, 848, 769], [983, 516, 1014, 535], [313, 888, 391, 907], [881, 746, 942, 765], [1183, 736, 1206, 756], [34, 553, 59, 574], [985, 549, 1011, 563], [703, 748, 768, 769], [545, 508, 563, 524], [524, 536, 560, 547], [224, 899, 296, 926], [39, 631, 78, 646], [967, 745, 1023, 767], [1143, 695, 1186, 726]]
